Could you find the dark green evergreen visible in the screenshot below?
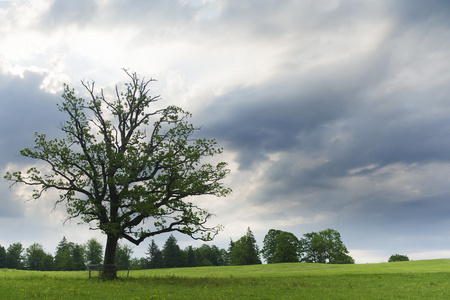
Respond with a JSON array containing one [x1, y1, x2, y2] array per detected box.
[[228, 227, 261, 265], [162, 235, 184, 268], [54, 237, 73, 270], [185, 245, 198, 267], [146, 239, 164, 269], [72, 244, 86, 270], [0, 245, 6, 268], [54, 237, 86, 271]]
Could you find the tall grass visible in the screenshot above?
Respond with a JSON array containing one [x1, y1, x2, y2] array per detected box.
[[1, 260, 449, 299]]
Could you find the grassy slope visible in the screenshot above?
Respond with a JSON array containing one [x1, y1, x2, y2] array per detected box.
[[1, 260, 449, 299], [133, 258, 450, 277]]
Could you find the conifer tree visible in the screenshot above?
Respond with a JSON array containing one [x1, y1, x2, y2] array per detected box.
[[0, 245, 6, 268], [146, 239, 164, 269], [162, 235, 184, 268], [229, 227, 261, 265]]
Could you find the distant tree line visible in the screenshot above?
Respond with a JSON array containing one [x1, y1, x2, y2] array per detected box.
[[0, 228, 355, 271], [142, 235, 229, 269], [0, 235, 229, 271], [0, 237, 130, 272], [145, 227, 355, 267]]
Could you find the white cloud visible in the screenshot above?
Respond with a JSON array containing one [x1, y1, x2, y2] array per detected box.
[[410, 250, 450, 261], [349, 249, 390, 264]]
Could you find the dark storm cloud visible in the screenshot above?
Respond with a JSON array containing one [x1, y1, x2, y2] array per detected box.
[[198, 68, 367, 170], [0, 72, 61, 218], [392, 0, 450, 23], [208, 75, 450, 192], [191, 2, 450, 256], [202, 90, 349, 172], [0, 72, 60, 167], [348, 104, 450, 167], [336, 191, 450, 251], [355, 193, 450, 227], [198, 0, 450, 176]]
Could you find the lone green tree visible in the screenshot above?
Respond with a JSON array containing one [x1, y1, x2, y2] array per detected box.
[[388, 254, 409, 262], [4, 70, 231, 278], [261, 229, 300, 263], [299, 228, 354, 264]]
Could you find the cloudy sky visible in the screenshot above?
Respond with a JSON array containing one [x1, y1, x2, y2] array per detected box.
[[1, 0, 450, 264]]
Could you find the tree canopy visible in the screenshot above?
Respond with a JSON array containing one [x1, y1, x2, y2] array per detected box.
[[0, 246, 6, 268], [115, 243, 133, 269], [299, 228, 354, 264], [5, 70, 231, 278], [228, 227, 261, 265], [54, 237, 85, 271], [162, 234, 184, 268], [6, 243, 24, 269], [146, 239, 164, 269], [84, 238, 103, 266], [388, 254, 410, 262], [262, 229, 300, 263], [24, 243, 48, 271]]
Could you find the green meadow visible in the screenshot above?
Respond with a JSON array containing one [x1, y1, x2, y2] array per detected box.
[[1, 259, 449, 299]]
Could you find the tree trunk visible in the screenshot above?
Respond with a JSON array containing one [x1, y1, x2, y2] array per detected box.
[[102, 234, 119, 279]]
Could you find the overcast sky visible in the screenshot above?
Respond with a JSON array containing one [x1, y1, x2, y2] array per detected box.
[[1, 0, 450, 264]]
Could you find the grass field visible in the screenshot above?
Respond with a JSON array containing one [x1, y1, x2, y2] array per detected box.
[[1, 259, 450, 299]]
